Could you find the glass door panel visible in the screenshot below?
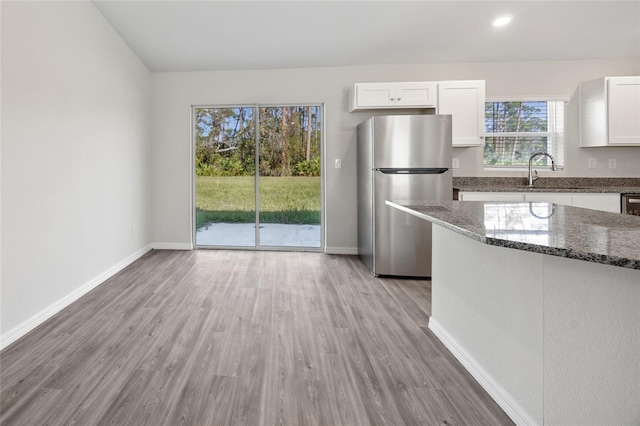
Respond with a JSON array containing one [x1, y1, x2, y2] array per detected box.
[[194, 107, 256, 247], [194, 104, 322, 249], [258, 106, 322, 248]]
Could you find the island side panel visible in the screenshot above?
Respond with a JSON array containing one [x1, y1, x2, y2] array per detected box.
[[429, 225, 544, 425], [543, 256, 640, 426]]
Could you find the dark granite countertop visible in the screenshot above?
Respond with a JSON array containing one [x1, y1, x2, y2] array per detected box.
[[387, 200, 640, 270], [453, 177, 640, 194]]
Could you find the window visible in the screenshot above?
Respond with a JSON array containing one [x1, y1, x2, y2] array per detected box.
[[484, 99, 565, 168]]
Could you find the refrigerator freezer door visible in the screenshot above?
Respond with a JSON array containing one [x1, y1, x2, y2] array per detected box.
[[373, 169, 452, 277], [372, 115, 452, 169]]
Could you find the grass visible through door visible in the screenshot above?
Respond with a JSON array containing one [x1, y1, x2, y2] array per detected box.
[[196, 175, 320, 229]]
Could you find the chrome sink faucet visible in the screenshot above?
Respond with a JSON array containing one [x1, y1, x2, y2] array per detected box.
[[528, 152, 557, 186]]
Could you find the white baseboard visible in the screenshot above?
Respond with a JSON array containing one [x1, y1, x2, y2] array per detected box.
[[325, 246, 358, 255], [0, 244, 153, 351], [152, 243, 350, 254], [428, 319, 538, 426], [151, 242, 193, 250]]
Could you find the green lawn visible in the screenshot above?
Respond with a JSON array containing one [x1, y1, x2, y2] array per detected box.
[[196, 176, 321, 228]]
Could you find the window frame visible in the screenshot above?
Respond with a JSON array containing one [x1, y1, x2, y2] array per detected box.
[[483, 96, 568, 170]]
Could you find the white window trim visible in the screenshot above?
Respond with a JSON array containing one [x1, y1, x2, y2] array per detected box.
[[484, 96, 568, 171]]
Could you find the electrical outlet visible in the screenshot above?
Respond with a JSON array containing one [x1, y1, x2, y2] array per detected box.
[[452, 158, 460, 169], [609, 158, 617, 169], [588, 158, 597, 169], [334, 158, 341, 169]]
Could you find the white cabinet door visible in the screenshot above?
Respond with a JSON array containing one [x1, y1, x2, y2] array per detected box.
[[459, 192, 524, 202], [395, 82, 437, 107], [607, 76, 640, 145], [438, 80, 486, 147], [524, 193, 572, 205], [354, 83, 395, 108], [571, 194, 621, 213]]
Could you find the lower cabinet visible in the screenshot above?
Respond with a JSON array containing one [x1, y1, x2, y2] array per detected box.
[[458, 192, 621, 213], [524, 193, 573, 205], [459, 192, 523, 202], [571, 194, 621, 213]]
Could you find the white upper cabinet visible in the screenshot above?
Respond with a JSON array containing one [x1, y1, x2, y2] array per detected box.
[[350, 80, 486, 147], [579, 76, 640, 147], [350, 82, 437, 111], [437, 80, 486, 147]]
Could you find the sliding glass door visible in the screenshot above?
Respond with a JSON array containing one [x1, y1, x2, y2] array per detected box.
[[193, 104, 322, 250], [194, 107, 256, 246]]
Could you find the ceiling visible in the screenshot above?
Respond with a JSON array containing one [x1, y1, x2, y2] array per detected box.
[[92, 1, 640, 73]]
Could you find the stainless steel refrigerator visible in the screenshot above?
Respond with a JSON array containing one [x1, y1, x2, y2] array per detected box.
[[357, 115, 452, 278]]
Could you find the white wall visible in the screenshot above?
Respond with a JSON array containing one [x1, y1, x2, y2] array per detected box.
[[151, 58, 639, 252], [0, 1, 152, 345]]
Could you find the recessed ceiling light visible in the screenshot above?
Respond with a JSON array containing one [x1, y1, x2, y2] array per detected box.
[[492, 14, 513, 27]]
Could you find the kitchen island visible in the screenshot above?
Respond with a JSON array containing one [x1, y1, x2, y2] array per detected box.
[[387, 200, 640, 426]]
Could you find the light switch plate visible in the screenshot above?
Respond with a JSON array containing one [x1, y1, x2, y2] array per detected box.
[[334, 158, 341, 169], [588, 158, 597, 169], [608, 158, 617, 169]]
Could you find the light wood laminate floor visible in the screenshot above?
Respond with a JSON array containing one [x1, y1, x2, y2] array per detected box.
[[1, 250, 513, 425]]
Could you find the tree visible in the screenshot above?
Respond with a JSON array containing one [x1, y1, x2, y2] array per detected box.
[[484, 101, 548, 166], [195, 105, 321, 177]]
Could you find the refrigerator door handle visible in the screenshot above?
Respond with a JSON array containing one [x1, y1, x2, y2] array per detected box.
[[375, 168, 449, 174]]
